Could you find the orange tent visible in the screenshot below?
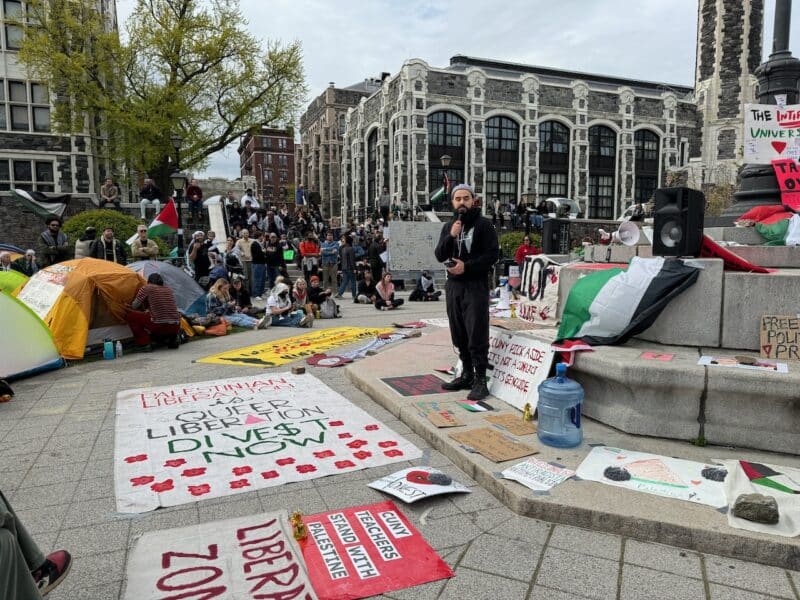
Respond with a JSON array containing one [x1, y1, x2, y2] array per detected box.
[[15, 258, 145, 359]]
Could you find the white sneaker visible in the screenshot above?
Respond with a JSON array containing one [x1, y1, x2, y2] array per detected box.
[[256, 316, 271, 329], [299, 314, 314, 327]]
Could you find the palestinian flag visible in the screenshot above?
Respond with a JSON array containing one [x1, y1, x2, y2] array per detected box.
[[126, 199, 179, 245], [11, 188, 70, 219], [739, 461, 800, 495], [429, 173, 452, 205], [556, 256, 700, 345]]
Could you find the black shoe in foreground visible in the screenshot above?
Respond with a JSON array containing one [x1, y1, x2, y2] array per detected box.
[[467, 379, 490, 401], [32, 550, 72, 596], [441, 373, 474, 391]]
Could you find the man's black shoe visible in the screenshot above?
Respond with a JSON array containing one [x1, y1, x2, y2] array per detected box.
[[441, 373, 474, 391], [467, 378, 490, 401]]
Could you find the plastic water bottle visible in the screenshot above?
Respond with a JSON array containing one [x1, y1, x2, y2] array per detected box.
[[115, 341, 123, 358], [103, 340, 115, 360], [537, 362, 584, 448]]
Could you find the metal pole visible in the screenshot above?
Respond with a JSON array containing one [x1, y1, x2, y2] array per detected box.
[[773, 0, 792, 54], [175, 147, 184, 266]]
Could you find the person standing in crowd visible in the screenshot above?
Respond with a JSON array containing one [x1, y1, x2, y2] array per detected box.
[[38, 217, 71, 267], [299, 231, 320, 283], [319, 231, 339, 292], [188, 231, 211, 288], [336, 234, 357, 300], [379, 186, 391, 222], [235, 229, 253, 289], [435, 184, 499, 401], [12, 250, 39, 276], [126, 273, 181, 350], [250, 231, 267, 299], [514, 234, 541, 268], [374, 272, 404, 311], [131, 225, 159, 260], [99, 177, 120, 210], [241, 188, 258, 209], [89, 227, 127, 265], [184, 178, 203, 227], [73, 227, 96, 259], [205, 278, 269, 329], [367, 232, 385, 283], [139, 178, 162, 221], [263, 233, 284, 292], [295, 183, 305, 208]]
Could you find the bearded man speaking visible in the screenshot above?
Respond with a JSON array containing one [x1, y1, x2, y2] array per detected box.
[[434, 184, 499, 400]]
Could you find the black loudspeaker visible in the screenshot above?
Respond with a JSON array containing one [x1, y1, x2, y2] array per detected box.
[[652, 187, 705, 257]]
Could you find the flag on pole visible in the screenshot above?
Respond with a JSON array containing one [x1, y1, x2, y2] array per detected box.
[[11, 188, 70, 219], [444, 172, 451, 193], [127, 199, 179, 245], [430, 186, 445, 204]]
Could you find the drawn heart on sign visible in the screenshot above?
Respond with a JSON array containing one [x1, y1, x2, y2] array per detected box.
[[772, 141, 787, 154], [182, 467, 206, 478], [329, 420, 344, 427], [384, 449, 404, 458], [378, 441, 398, 448], [338, 433, 353, 439], [762, 344, 772, 356], [151, 479, 174, 493], [124, 454, 148, 463], [335, 460, 356, 469], [188, 484, 211, 496], [130, 475, 155, 486], [347, 439, 368, 449], [276, 457, 295, 466]]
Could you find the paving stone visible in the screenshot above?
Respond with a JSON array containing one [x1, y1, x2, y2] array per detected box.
[[395, 496, 462, 524], [536, 547, 619, 600], [384, 578, 447, 600], [14, 503, 70, 535], [708, 583, 787, 599], [3, 423, 59, 441], [260, 487, 328, 515], [549, 524, 622, 560], [316, 479, 388, 509], [623, 538, 703, 579], [10, 481, 78, 510], [449, 485, 504, 513], [438, 566, 529, 600], [414, 513, 483, 550], [0, 468, 27, 490], [620, 564, 706, 600], [472, 506, 515, 532], [460, 533, 542, 581], [22, 463, 85, 487], [49, 550, 126, 593], [529, 586, 593, 599], [49, 581, 123, 600], [198, 496, 263, 523], [489, 514, 552, 545], [56, 520, 131, 557], [73, 475, 115, 502], [62, 496, 124, 528], [704, 554, 795, 598]]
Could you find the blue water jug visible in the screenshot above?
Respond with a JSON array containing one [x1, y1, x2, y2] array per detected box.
[[537, 362, 583, 448], [103, 340, 115, 360]]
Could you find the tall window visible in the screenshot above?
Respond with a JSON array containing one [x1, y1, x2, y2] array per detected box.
[[366, 129, 378, 209], [428, 111, 466, 197], [588, 125, 616, 218], [538, 121, 570, 198], [0, 158, 54, 191], [1, 80, 50, 133], [634, 129, 660, 202], [485, 116, 519, 204], [3, 0, 23, 50]]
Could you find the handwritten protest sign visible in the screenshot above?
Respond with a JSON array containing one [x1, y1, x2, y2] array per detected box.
[[368, 467, 471, 503], [771, 159, 800, 211], [301, 501, 453, 599], [519, 255, 561, 324], [485, 413, 536, 436], [123, 511, 317, 600], [502, 457, 575, 492], [760, 315, 800, 359], [412, 401, 463, 428], [488, 327, 555, 411], [449, 427, 538, 463], [114, 373, 421, 513], [197, 327, 394, 368], [16, 264, 71, 319], [745, 103, 800, 163]]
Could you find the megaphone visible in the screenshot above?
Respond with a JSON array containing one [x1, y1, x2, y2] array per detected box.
[[612, 221, 641, 246]]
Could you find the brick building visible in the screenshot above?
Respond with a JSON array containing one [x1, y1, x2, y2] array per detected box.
[[338, 0, 762, 221], [238, 127, 295, 203]]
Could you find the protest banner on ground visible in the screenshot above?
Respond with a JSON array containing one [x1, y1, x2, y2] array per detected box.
[[502, 457, 575, 492], [576, 446, 727, 508], [488, 327, 555, 411], [197, 327, 394, 368], [368, 467, 471, 503], [301, 501, 453, 599], [759, 314, 800, 360], [744, 103, 800, 163], [123, 510, 317, 600], [114, 373, 421, 513]]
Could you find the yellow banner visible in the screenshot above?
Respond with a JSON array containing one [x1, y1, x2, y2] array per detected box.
[[197, 326, 395, 368]]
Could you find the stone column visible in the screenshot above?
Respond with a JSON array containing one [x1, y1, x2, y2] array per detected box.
[[662, 93, 679, 176], [618, 88, 635, 206], [571, 82, 590, 208], [520, 75, 540, 201], [467, 68, 487, 195], [407, 62, 428, 211]]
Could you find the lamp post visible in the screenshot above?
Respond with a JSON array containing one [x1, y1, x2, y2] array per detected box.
[[170, 133, 186, 266], [439, 154, 451, 211]]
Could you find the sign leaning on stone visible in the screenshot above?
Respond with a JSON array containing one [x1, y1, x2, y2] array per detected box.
[[759, 314, 800, 360]]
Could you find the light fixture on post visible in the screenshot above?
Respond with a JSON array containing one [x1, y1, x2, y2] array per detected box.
[[170, 168, 188, 266], [439, 154, 452, 210], [170, 134, 183, 169]]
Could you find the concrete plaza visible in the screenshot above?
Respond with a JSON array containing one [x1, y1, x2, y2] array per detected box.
[[1, 294, 798, 600]]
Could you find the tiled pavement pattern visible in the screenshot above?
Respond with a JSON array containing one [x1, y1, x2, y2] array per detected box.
[[1, 299, 798, 600]]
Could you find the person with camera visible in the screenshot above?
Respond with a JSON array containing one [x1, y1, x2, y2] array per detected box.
[[434, 184, 499, 401]]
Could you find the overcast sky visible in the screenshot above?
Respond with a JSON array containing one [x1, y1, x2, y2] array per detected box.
[[117, 0, 800, 180]]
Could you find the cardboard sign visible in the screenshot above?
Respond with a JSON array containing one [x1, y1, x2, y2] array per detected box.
[[502, 457, 575, 492], [488, 327, 556, 411], [368, 467, 471, 503], [640, 351, 675, 362], [771, 159, 800, 211], [412, 401, 463, 428], [301, 501, 453, 599], [198, 327, 394, 368], [760, 314, 800, 360], [381, 374, 450, 397], [114, 373, 421, 513], [490, 318, 539, 331], [745, 103, 800, 163], [123, 511, 317, 600], [449, 427, 538, 463], [16, 263, 72, 319], [485, 413, 536, 436], [698, 355, 788, 373], [576, 446, 727, 508]]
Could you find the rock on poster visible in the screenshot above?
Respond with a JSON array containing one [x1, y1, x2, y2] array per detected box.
[[123, 511, 317, 600], [576, 446, 727, 508], [487, 327, 555, 411], [114, 373, 422, 513], [301, 500, 453, 600]]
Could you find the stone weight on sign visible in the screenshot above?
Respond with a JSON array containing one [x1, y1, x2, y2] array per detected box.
[[732, 493, 780, 524]]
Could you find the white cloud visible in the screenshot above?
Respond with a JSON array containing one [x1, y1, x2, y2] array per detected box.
[[116, 0, 800, 179]]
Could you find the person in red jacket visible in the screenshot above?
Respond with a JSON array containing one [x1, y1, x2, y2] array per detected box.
[[514, 235, 541, 267]]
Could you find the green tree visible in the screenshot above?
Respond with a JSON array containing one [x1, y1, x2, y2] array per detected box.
[[17, 0, 306, 191]]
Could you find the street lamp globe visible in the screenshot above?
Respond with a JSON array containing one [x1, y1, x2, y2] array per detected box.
[[170, 170, 187, 192], [440, 154, 452, 168], [170, 134, 183, 152]]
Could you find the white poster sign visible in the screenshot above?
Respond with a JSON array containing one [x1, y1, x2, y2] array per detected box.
[[368, 466, 471, 503], [124, 511, 317, 600], [502, 457, 575, 492], [487, 327, 555, 411], [744, 103, 800, 163], [518, 255, 562, 324], [16, 264, 72, 319], [114, 373, 422, 513], [576, 446, 727, 508]]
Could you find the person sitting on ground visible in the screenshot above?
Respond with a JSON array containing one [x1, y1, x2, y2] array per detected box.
[[205, 278, 269, 329], [38, 217, 71, 267], [99, 177, 120, 210], [12, 250, 39, 277], [514, 234, 541, 267], [308, 275, 332, 306], [89, 227, 127, 265], [375, 272, 404, 310], [126, 273, 182, 350], [356, 270, 378, 304], [0, 488, 72, 597], [74, 227, 96, 260], [230, 275, 260, 317], [267, 282, 313, 327], [131, 224, 159, 260], [292, 278, 313, 315], [410, 270, 442, 301], [207, 251, 228, 288]]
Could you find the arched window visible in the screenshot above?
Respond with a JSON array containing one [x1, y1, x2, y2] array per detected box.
[[634, 129, 660, 203], [366, 129, 378, 212], [485, 116, 519, 205], [538, 121, 570, 198], [588, 125, 617, 219], [428, 111, 466, 203]]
